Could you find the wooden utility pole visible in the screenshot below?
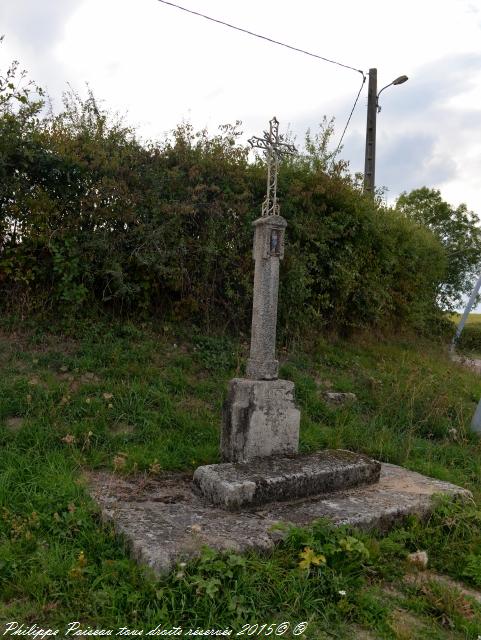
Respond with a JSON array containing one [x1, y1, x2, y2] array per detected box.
[[363, 68, 377, 195]]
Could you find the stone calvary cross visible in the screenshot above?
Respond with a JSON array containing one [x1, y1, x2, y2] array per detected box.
[[219, 117, 301, 462], [246, 117, 297, 381], [192, 116, 382, 512]]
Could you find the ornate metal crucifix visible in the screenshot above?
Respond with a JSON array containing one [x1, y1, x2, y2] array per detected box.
[[248, 116, 297, 217]]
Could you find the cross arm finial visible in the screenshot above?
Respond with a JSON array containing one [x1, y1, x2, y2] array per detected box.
[[248, 117, 297, 217], [248, 116, 297, 158]]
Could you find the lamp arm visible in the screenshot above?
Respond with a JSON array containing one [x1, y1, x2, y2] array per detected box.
[[376, 82, 394, 112]]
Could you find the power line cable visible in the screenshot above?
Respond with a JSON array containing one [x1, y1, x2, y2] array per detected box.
[[156, 0, 364, 76], [330, 73, 366, 168], [157, 0, 367, 168]]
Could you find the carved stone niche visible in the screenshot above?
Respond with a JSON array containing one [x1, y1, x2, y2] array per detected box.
[[252, 215, 287, 261]]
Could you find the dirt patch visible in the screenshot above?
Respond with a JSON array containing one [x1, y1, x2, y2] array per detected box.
[[14, 361, 31, 373], [405, 570, 481, 605], [57, 372, 80, 392], [81, 372, 100, 383], [25, 376, 50, 391], [110, 422, 135, 436], [186, 370, 211, 383], [389, 608, 429, 639], [55, 371, 101, 393], [451, 353, 481, 374], [314, 376, 333, 389], [0, 330, 31, 352], [177, 396, 212, 412], [347, 625, 381, 639], [84, 469, 193, 503], [5, 417, 24, 432], [0, 329, 79, 356], [381, 583, 405, 600]]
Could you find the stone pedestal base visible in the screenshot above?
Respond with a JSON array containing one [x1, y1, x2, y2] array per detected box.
[[194, 450, 381, 510], [87, 463, 471, 574], [220, 378, 300, 463]]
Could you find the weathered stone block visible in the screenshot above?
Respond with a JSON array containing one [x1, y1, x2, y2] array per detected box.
[[221, 378, 300, 462], [324, 392, 357, 405], [194, 450, 381, 510], [245, 357, 278, 380]]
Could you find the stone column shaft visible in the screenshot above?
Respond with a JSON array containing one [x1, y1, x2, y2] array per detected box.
[[246, 215, 286, 380]]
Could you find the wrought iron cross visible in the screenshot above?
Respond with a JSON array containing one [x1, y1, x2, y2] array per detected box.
[[248, 117, 297, 217]]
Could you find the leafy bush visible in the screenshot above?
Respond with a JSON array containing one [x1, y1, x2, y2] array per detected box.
[[457, 324, 481, 354], [0, 57, 449, 335]]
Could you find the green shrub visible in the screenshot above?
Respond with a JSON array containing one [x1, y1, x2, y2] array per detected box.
[[0, 66, 448, 335], [457, 324, 481, 353]]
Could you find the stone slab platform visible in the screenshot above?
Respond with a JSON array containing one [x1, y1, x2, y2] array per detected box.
[[193, 450, 381, 510], [85, 463, 471, 575]]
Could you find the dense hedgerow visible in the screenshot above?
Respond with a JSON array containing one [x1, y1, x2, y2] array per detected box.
[[457, 324, 481, 354], [0, 73, 447, 335]]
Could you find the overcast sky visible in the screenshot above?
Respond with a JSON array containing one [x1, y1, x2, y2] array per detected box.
[[1, 0, 481, 216]]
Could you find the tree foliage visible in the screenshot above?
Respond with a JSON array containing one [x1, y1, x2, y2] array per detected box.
[[395, 187, 481, 310]]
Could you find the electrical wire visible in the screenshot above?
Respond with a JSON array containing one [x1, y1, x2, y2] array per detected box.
[[330, 72, 366, 168], [156, 0, 364, 76], [157, 0, 367, 168]]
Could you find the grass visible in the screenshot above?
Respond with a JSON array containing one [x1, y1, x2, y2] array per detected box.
[[2, 317, 481, 638]]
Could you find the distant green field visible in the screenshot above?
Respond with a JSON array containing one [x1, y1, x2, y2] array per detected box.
[[450, 313, 481, 325]]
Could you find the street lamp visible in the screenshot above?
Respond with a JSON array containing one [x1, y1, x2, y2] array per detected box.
[[363, 69, 408, 195], [377, 75, 408, 112]]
